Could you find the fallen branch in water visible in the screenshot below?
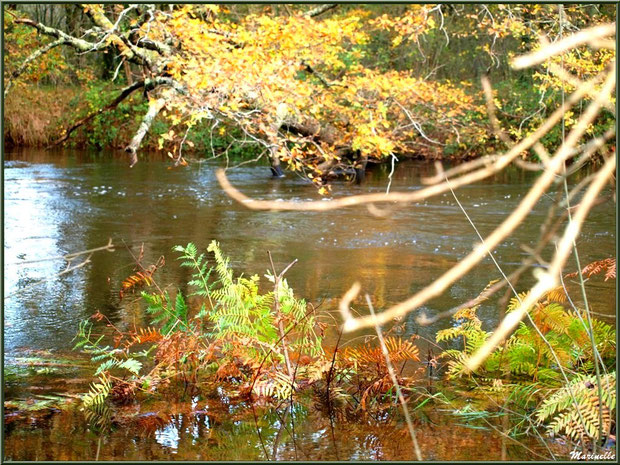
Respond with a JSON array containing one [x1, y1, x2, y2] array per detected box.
[[4, 239, 115, 300]]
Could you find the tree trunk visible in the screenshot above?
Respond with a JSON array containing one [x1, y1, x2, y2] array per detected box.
[[354, 154, 368, 184], [269, 146, 285, 177]]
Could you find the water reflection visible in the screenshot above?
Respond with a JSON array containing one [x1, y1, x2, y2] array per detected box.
[[2, 395, 566, 461]]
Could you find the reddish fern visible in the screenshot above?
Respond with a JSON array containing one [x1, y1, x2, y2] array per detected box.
[[565, 258, 616, 282], [342, 337, 420, 370], [119, 256, 165, 300]]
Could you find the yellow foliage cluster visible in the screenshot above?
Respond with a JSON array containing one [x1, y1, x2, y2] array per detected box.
[[131, 5, 487, 182]]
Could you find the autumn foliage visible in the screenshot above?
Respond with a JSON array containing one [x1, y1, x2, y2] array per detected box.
[[4, 4, 615, 188]]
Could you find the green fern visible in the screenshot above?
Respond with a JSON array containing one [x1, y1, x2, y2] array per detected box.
[[94, 358, 142, 377], [536, 372, 616, 443], [438, 299, 616, 384], [73, 320, 144, 407], [142, 290, 192, 335], [82, 373, 112, 408], [174, 243, 218, 318], [207, 240, 234, 287], [205, 241, 323, 366], [268, 272, 323, 358]]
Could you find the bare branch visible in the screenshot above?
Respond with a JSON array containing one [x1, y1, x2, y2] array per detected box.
[[464, 70, 616, 370], [4, 239, 115, 300], [53, 77, 184, 147], [465, 153, 615, 372], [513, 23, 615, 69], [15, 17, 95, 51]]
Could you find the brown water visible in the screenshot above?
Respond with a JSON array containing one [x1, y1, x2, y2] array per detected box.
[[3, 148, 616, 461]]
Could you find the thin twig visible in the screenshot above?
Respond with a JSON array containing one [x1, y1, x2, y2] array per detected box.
[[8, 238, 115, 265], [465, 153, 616, 372], [446, 173, 590, 442], [366, 294, 423, 461], [268, 252, 298, 378], [513, 23, 615, 69]]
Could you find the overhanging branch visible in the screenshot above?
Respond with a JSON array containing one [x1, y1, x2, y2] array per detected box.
[[126, 97, 168, 167], [52, 77, 185, 147], [4, 38, 66, 97], [15, 18, 95, 52]]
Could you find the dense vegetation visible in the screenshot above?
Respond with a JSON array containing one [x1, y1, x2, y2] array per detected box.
[[4, 3, 615, 188], [73, 242, 616, 451]]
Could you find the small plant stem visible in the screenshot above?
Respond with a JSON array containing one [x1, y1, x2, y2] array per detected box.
[[271, 407, 289, 459], [558, 5, 604, 449], [248, 297, 316, 397], [325, 326, 344, 422], [250, 402, 270, 460], [366, 294, 423, 461], [268, 251, 297, 378]]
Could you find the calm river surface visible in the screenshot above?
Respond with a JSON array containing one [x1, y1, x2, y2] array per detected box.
[[3, 148, 616, 461]]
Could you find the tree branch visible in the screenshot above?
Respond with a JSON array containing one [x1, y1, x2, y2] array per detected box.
[[81, 4, 153, 66], [306, 5, 338, 18], [126, 97, 167, 167], [15, 17, 95, 52], [4, 38, 65, 97], [52, 80, 147, 147], [52, 77, 185, 147]]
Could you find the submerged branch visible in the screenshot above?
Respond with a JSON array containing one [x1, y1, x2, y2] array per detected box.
[[4, 239, 115, 299]]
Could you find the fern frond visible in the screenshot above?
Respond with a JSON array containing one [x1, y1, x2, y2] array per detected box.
[[253, 371, 295, 400], [565, 258, 616, 282], [536, 372, 616, 443], [532, 303, 571, 335], [544, 286, 568, 304], [343, 337, 419, 371], [142, 290, 191, 335], [83, 374, 112, 408], [119, 271, 153, 300], [506, 292, 530, 313], [208, 240, 234, 286], [134, 327, 163, 345]]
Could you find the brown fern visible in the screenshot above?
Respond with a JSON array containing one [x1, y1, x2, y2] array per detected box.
[[215, 360, 243, 381], [119, 271, 154, 299], [123, 327, 164, 350], [565, 258, 616, 282], [119, 256, 165, 300], [342, 337, 420, 372], [543, 286, 569, 304]]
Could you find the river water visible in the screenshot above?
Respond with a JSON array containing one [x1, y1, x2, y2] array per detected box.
[[3, 148, 616, 460]]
